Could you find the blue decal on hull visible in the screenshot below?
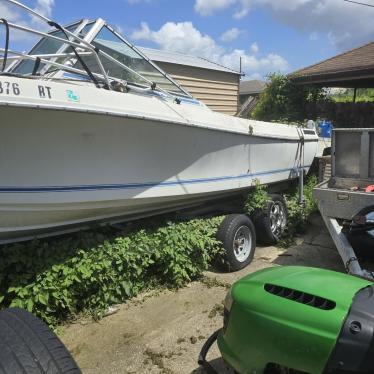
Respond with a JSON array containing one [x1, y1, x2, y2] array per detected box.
[[0, 166, 310, 193]]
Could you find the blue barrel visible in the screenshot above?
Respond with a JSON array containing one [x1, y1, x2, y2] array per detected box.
[[318, 120, 332, 138]]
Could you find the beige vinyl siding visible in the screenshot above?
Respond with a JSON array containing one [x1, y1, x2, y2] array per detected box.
[[155, 62, 240, 116]]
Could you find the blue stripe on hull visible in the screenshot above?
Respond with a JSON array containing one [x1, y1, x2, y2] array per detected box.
[[0, 165, 310, 193]]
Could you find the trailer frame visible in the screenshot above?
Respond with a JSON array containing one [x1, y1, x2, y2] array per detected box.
[[313, 128, 374, 280]]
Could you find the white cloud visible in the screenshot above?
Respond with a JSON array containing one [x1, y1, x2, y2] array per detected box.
[[194, 0, 236, 16], [131, 22, 151, 40], [31, 0, 54, 28], [0, 2, 21, 21], [220, 49, 288, 73], [131, 21, 288, 78], [0, 3, 30, 41], [220, 27, 242, 42], [0, 0, 55, 38], [246, 72, 262, 80], [34, 0, 54, 18], [194, 0, 374, 50], [250, 42, 258, 53], [131, 22, 223, 61]]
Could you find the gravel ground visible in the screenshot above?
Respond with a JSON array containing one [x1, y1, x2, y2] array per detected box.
[[60, 214, 344, 374]]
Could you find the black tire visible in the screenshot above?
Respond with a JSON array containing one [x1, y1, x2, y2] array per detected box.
[[347, 231, 374, 260], [216, 214, 256, 272], [253, 194, 288, 245], [0, 308, 81, 374]]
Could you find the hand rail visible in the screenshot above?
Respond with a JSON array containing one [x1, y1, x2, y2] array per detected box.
[[1, 0, 191, 101], [4, 0, 111, 89]]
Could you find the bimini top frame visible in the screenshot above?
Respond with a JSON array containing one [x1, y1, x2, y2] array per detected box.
[[0, 0, 193, 99]]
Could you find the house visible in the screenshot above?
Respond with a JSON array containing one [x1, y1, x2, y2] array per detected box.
[[290, 42, 374, 92], [289, 41, 374, 128], [139, 47, 242, 115], [237, 79, 266, 117], [239, 80, 266, 103]]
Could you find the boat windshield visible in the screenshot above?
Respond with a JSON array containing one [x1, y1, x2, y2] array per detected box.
[[9, 19, 189, 97], [78, 25, 187, 96], [11, 22, 81, 75]]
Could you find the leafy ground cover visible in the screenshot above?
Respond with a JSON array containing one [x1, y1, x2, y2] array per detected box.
[[0, 216, 224, 327]]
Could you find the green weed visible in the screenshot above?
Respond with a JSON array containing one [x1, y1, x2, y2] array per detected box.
[[0, 216, 224, 327]]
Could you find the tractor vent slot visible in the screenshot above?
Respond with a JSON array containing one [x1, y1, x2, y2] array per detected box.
[[264, 284, 336, 310]]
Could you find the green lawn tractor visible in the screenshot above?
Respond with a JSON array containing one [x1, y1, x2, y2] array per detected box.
[[199, 266, 374, 374]]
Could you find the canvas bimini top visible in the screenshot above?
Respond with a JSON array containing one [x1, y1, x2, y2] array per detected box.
[[0, 0, 194, 101]]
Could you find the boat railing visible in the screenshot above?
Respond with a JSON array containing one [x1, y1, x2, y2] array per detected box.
[[1, 0, 113, 88], [0, 0, 183, 100]]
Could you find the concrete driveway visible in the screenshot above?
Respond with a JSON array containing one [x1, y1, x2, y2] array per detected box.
[[60, 214, 344, 374]]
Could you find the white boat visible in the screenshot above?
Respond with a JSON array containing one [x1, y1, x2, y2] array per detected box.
[[0, 1, 318, 243]]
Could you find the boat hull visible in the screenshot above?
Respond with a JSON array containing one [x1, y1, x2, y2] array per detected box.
[[0, 104, 317, 242]]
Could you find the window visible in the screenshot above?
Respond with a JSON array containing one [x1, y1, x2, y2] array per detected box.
[[12, 23, 81, 75], [81, 26, 186, 95]]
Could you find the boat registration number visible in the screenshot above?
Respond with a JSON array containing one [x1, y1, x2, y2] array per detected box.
[[0, 81, 21, 95]]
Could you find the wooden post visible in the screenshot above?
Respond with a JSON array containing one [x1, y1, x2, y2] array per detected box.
[[353, 87, 357, 102]]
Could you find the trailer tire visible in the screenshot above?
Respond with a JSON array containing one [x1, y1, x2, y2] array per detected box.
[[253, 194, 288, 245], [348, 232, 374, 260], [0, 308, 81, 374], [216, 214, 256, 272]]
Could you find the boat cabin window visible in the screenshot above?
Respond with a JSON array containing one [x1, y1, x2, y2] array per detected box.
[[12, 23, 81, 75], [79, 26, 187, 96]]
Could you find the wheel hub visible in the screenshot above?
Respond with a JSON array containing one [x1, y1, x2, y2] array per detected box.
[[269, 202, 286, 238], [233, 225, 252, 262]]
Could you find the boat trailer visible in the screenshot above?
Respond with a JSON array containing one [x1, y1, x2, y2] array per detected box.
[[313, 128, 374, 280]]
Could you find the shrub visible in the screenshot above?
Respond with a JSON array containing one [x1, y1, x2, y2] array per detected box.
[[244, 180, 269, 214], [0, 216, 224, 327], [251, 73, 328, 123], [278, 175, 319, 247]]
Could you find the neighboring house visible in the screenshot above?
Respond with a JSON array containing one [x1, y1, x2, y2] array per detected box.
[[139, 47, 242, 116], [239, 80, 266, 103], [290, 42, 374, 90], [289, 41, 374, 128], [238, 79, 266, 117]]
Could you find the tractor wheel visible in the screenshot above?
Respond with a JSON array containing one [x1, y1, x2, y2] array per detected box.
[[216, 214, 256, 272], [0, 308, 81, 374], [253, 194, 288, 245]]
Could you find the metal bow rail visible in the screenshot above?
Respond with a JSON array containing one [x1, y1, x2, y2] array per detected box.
[[0, 0, 190, 100]]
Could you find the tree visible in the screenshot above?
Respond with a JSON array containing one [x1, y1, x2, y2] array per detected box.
[[251, 73, 328, 123]]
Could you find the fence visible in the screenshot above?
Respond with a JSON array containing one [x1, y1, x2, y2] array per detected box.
[[306, 102, 374, 128]]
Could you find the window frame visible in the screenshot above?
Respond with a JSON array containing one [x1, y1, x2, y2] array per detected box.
[[11, 20, 88, 75], [85, 22, 192, 98]]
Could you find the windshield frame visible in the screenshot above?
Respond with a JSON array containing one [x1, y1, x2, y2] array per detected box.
[[10, 19, 88, 76], [7, 16, 193, 99], [81, 20, 192, 98]]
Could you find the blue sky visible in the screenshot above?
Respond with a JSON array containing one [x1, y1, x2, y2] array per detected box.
[[3, 0, 374, 80]]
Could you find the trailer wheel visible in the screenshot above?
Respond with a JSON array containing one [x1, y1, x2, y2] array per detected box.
[[217, 214, 256, 272], [348, 232, 374, 260], [0, 308, 81, 374], [253, 194, 288, 245]]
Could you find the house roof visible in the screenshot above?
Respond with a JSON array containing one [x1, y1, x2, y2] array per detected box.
[[290, 42, 374, 87], [138, 47, 241, 75], [239, 79, 266, 95]]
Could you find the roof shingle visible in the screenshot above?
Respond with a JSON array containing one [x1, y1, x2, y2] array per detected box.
[[239, 80, 266, 95], [290, 42, 374, 85]]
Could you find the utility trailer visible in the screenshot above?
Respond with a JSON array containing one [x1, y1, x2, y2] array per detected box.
[[314, 128, 374, 279]]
